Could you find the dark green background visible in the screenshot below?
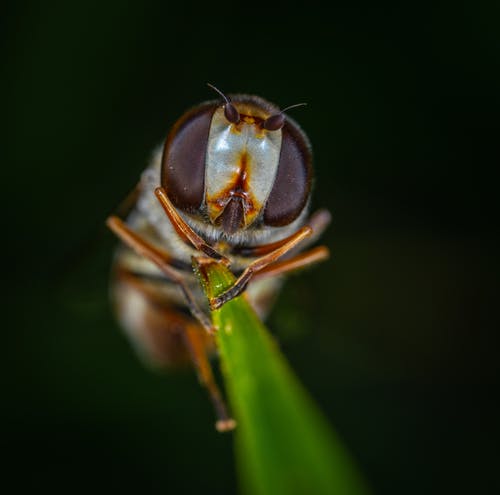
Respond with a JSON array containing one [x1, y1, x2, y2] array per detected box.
[[3, 2, 499, 494]]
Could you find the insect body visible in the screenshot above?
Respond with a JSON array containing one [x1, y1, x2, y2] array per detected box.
[[107, 85, 330, 431]]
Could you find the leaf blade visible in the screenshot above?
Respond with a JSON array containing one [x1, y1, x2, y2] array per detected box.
[[194, 259, 369, 495]]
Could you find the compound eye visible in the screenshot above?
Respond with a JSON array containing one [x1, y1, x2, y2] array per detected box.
[[161, 105, 214, 212], [264, 123, 312, 226]]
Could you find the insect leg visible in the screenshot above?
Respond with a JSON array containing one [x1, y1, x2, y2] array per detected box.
[[304, 209, 332, 247], [252, 246, 330, 281], [106, 216, 214, 334], [112, 266, 235, 431], [154, 187, 230, 265], [182, 323, 236, 432], [112, 182, 142, 218], [209, 226, 313, 310], [231, 209, 331, 258]]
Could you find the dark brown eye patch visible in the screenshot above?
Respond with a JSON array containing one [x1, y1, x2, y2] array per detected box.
[[263, 120, 312, 226], [161, 104, 216, 212]]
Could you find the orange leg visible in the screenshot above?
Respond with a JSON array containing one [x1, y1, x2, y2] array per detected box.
[[154, 186, 331, 310], [183, 324, 236, 432], [209, 226, 313, 310], [231, 209, 331, 258], [106, 215, 214, 334], [113, 266, 235, 432], [303, 209, 332, 247], [253, 245, 330, 281], [155, 187, 229, 265], [113, 182, 142, 218]]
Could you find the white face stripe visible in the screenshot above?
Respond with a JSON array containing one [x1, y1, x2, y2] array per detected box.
[[205, 107, 282, 227]]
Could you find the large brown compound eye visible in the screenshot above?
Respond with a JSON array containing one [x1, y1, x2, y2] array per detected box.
[[263, 122, 312, 226], [161, 105, 214, 212]]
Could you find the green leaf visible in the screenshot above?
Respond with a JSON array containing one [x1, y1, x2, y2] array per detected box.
[[193, 259, 370, 495]]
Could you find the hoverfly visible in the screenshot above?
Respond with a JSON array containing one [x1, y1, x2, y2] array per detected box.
[[106, 84, 331, 432]]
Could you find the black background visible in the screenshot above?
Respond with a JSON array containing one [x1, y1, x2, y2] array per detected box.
[[3, 2, 499, 494]]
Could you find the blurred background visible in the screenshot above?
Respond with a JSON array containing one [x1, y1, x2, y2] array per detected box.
[[3, 2, 499, 493]]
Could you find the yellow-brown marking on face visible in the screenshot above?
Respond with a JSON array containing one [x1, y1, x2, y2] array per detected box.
[[205, 150, 261, 228], [229, 113, 268, 138]]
